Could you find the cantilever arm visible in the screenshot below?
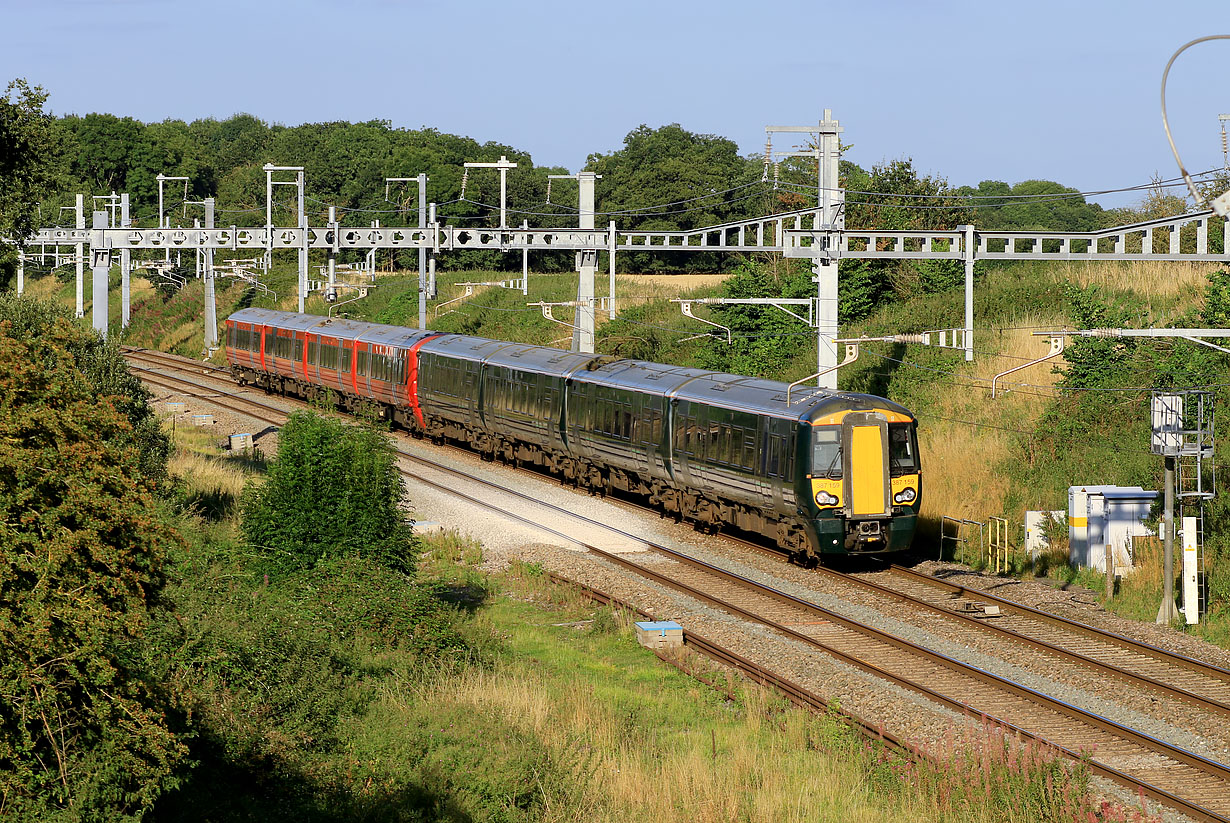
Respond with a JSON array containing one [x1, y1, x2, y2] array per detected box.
[[991, 336, 1064, 398], [786, 343, 859, 405], [677, 300, 731, 344]]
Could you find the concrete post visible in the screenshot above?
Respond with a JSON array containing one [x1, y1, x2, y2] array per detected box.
[[90, 211, 109, 339], [75, 194, 84, 318], [120, 193, 131, 329], [418, 172, 428, 329], [203, 198, 217, 352], [573, 171, 597, 354], [16, 252, 23, 295]]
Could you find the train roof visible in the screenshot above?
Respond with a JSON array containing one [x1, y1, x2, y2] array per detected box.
[[584, 360, 913, 423], [227, 308, 436, 347], [226, 310, 915, 422]]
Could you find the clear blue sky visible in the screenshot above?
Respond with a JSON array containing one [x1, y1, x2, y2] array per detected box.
[[3, 0, 1227, 208]]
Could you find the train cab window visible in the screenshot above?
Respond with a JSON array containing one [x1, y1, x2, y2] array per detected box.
[[889, 424, 918, 476], [812, 427, 842, 478]]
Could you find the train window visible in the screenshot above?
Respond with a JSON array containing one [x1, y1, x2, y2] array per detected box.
[[889, 424, 918, 476], [341, 344, 351, 373], [308, 340, 319, 365], [265, 329, 274, 355], [293, 338, 303, 361], [357, 350, 368, 376], [812, 427, 842, 478], [323, 344, 337, 370], [766, 435, 782, 477]]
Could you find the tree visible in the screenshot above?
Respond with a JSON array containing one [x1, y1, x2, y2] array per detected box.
[[588, 124, 760, 272], [0, 79, 62, 245], [0, 319, 186, 821], [241, 411, 416, 576], [0, 295, 170, 482]]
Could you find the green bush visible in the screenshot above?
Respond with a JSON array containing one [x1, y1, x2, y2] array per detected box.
[[0, 316, 185, 821], [241, 411, 416, 576]]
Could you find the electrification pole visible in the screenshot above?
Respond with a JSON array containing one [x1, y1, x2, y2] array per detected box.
[[766, 111, 844, 388]]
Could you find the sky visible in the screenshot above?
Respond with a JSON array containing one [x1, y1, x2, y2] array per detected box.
[[3, 0, 1228, 209]]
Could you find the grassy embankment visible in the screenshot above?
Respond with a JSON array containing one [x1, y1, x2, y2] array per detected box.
[[155, 420, 1151, 822]]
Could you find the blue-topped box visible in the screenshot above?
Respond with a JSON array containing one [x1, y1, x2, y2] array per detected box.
[[634, 620, 683, 649]]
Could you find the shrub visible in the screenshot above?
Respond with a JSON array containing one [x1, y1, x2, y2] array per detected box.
[[240, 411, 416, 576]]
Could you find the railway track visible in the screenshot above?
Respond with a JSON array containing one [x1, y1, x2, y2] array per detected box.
[[124, 347, 1230, 821]]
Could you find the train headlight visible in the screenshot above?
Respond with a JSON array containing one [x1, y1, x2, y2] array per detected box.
[[893, 488, 917, 504], [814, 490, 839, 507]]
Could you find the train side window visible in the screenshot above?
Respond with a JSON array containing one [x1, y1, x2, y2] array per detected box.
[[357, 350, 368, 376], [293, 338, 303, 361], [340, 344, 351, 373], [308, 340, 319, 365]]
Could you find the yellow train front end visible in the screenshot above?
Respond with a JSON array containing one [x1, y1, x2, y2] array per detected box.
[[800, 401, 921, 557]]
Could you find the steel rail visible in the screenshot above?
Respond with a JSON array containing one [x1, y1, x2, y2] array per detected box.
[[889, 564, 1230, 686], [793, 565, 1230, 719]]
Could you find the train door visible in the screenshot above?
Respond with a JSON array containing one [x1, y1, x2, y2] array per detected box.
[[841, 413, 890, 519]]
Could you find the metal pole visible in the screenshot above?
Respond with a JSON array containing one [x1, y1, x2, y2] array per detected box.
[[90, 210, 109, 339], [521, 219, 530, 296], [815, 111, 842, 390], [608, 220, 616, 319], [297, 169, 307, 314], [499, 158, 508, 230], [16, 251, 23, 295], [1157, 456, 1179, 623], [962, 223, 975, 362], [75, 194, 84, 318], [573, 171, 597, 353], [428, 202, 437, 300], [327, 205, 337, 302], [203, 198, 217, 353], [120, 193, 131, 329], [265, 165, 273, 276], [418, 172, 428, 328]]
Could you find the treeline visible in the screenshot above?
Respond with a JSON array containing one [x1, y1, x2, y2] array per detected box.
[[6, 79, 1142, 246]]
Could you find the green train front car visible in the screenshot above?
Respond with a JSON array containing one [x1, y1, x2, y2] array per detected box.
[[797, 407, 921, 557]]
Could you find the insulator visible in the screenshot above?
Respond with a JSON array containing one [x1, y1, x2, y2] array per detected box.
[[773, 162, 780, 190], [545, 179, 552, 205], [762, 137, 772, 183], [460, 168, 469, 201]]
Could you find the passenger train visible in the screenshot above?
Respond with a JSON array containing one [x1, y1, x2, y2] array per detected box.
[[225, 308, 921, 561]]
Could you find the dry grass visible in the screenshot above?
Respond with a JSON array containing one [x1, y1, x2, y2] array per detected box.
[[1053, 260, 1214, 305], [387, 661, 907, 823]]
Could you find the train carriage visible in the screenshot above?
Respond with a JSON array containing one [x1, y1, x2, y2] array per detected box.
[[225, 308, 921, 561]]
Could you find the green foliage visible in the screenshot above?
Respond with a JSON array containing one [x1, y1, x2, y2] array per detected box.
[[695, 259, 814, 378], [0, 320, 185, 821], [956, 179, 1108, 231], [839, 159, 973, 320], [241, 411, 416, 575], [0, 79, 63, 278], [0, 294, 170, 482], [589, 123, 761, 272]]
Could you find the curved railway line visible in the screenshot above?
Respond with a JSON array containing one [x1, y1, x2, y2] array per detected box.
[[124, 346, 1230, 821]]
